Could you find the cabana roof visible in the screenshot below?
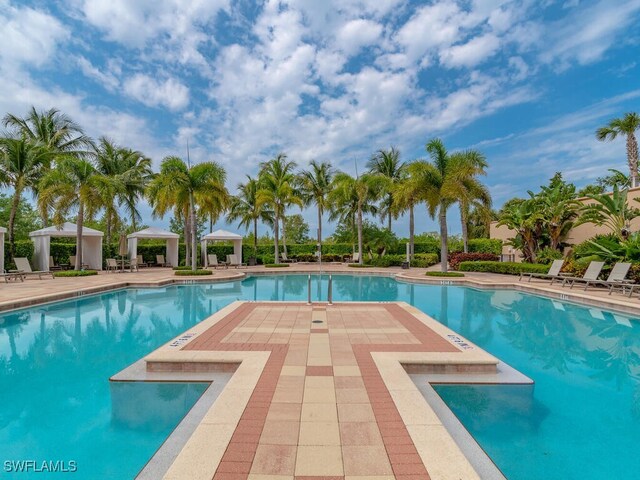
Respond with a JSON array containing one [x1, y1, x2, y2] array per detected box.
[[0, 226, 6, 233], [202, 229, 243, 241], [128, 227, 179, 239], [29, 222, 104, 238]]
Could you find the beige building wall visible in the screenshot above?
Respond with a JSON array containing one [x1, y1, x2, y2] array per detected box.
[[490, 186, 640, 261]]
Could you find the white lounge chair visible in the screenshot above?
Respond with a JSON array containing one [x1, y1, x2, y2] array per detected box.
[[519, 259, 565, 283], [227, 254, 247, 268], [156, 255, 170, 267], [207, 254, 227, 269], [49, 256, 62, 271], [106, 258, 119, 272], [557, 261, 605, 288], [1, 269, 24, 283], [69, 255, 88, 270], [136, 255, 148, 267], [12, 257, 55, 279], [583, 262, 633, 293], [281, 252, 297, 263]]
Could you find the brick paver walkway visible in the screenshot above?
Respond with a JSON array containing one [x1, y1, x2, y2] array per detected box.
[[180, 302, 460, 480]]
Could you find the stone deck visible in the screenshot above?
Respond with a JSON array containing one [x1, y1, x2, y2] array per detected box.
[[144, 301, 499, 480]]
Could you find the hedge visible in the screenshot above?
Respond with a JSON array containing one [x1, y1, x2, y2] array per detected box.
[[449, 252, 499, 270], [53, 270, 98, 277], [174, 269, 212, 276], [366, 253, 439, 268], [265, 264, 290, 268], [3, 240, 35, 270], [425, 271, 465, 277], [458, 261, 549, 275]]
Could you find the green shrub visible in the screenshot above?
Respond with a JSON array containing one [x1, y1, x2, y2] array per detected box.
[[468, 238, 502, 255], [449, 252, 498, 270], [174, 269, 212, 276], [458, 261, 549, 275], [425, 271, 465, 277], [364, 253, 439, 268], [264, 263, 290, 268], [536, 247, 563, 265], [53, 270, 98, 277], [173, 266, 193, 270], [4, 240, 35, 269]]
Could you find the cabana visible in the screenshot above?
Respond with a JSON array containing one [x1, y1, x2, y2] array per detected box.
[[0, 226, 6, 273], [201, 229, 243, 267], [128, 227, 179, 267], [29, 222, 104, 271]]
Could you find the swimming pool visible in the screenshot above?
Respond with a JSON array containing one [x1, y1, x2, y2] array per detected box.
[[0, 274, 638, 479]]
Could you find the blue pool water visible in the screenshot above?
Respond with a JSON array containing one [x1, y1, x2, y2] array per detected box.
[[0, 275, 639, 479]]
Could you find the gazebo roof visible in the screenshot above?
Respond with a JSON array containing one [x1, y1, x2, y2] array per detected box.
[[128, 227, 179, 239], [202, 229, 243, 241], [29, 222, 104, 238], [0, 226, 6, 233]]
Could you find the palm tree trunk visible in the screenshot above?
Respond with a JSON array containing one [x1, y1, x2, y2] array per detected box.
[[409, 203, 414, 260], [317, 206, 322, 245], [461, 203, 469, 253], [281, 215, 287, 257], [628, 134, 639, 188], [357, 202, 363, 265], [106, 210, 112, 246], [190, 193, 197, 271], [184, 212, 190, 266], [274, 214, 280, 264], [388, 194, 392, 231], [76, 203, 84, 270], [439, 203, 448, 272], [253, 218, 258, 256], [8, 186, 22, 259]]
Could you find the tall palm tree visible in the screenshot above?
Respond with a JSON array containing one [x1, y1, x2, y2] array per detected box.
[[0, 137, 52, 257], [227, 176, 273, 255], [367, 147, 405, 231], [147, 156, 226, 270], [298, 160, 334, 244], [329, 172, 387, 264], [38, 157, 108, 270], [455, 150, 491, 253], [597, 112, 640, 188], [410, 139, 486, 271], [392, 163, 422, 259], [93, 137, 152, 243], [257, 153, 301, 264]]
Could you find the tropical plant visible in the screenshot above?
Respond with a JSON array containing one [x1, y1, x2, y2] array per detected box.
[[147, 156, 226, 270], [0, 137, 52, 256], [366, 147, 405, 230], [298, 160, 334, 243], [578, 185, 640, 240], [534, 175, 581, 250], [392, 163, 422, 259], [257, 153, 301, 263], [496, 198, 544, 262], [596, 112, 640, 187], [38, 157, 108, 270], [93, 137, 152, 243], [455, 149, 491, 252], [227, 176, 273, 256], [329, 172, 387, 264]]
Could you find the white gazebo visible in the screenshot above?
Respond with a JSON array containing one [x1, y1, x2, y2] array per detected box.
[[0, 226, 6, 273], [201, 229, 243, 266], [128, 227, 179, 267], [29, 222, 104, 271]]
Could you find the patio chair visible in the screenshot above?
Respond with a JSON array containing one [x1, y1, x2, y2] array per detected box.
[[226, 254, 247, 268], [106, 258, 119, 272], [519, 259, 565, 283], [207, 254, 227, 269], [136, 255, 148, 268], [128, 257, 139, 272], [49, 256, 63, 271], [582, 262, 633, 294], [555, 261, 605, 288], [280, 252, 297, 263], [351, 252, 360, 263], [156, 255, 170, 267], [69, 256, 89, 269], [12, 257, 55, 279], [1, 269, 24, 283]]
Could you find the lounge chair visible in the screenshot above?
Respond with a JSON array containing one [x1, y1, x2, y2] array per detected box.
[[207, 254, 227, 269], [137, 255, 148, 267], [49, 256, 63, 271], [226, 254, 247, 268], [156, 255, 170, 267], [106, 258, 119, 272], [1, 270, 24, 283], [12, 257, 55, 279], [519, 259, 565, 283], [583, 262, 633, 294], [128, 257, 139, 272], [281, 252, 297, 263], [69, 256, 89, 269], [556, 261, 605, 288], [350, 252, 360, 263]]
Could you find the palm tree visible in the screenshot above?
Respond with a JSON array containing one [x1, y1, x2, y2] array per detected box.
[[0, 137, 52, 257], [497, 198, 544, 262], [578, 185, 640, 240], [227, 176, 273, 256], [93, 137, 152, 243], [38, 157, 107, 270], [329, 172, 387, 264], [410, 139, 486, 271], [392, 163, 422, 260], [298, 160, 334, 245], [147, 156, 226, 270], [367, 147, 405, 231], [455, 150, 491, 253], [597, 112, 640, 188], [257, 153, 301, 264]]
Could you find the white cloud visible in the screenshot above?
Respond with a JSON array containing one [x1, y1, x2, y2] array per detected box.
[[440, 33, 501, 68], [0, 1, 69, 68], [77, 56, 120, 91], [336, 19, 383, 56], [123, 74, 190, 111]]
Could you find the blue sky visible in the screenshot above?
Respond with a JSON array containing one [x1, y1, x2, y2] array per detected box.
[[2, 0, 640, 238]]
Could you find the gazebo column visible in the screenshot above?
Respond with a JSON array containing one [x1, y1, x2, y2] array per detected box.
[[201, 240, 208, 267], [128, 237, 138, 262], [233, 239, 242, 261], [0, 229, 4, 273], [33, 236, 51, 271], [167, 238, 179, 267]]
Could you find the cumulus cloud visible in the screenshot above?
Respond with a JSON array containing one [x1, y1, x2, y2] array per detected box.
[[123, 74, 190, 111], [440, 33, 501, 68], [335, 19, 383, 56]]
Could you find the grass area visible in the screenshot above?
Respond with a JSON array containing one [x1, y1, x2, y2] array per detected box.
[[425, 271, 465, 277], [53, 270, 98, 277], [174, 269, 212, 276], [264, 263, 290, 268], [458, 261, 548, 275], [348, 263, 375, 268]]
